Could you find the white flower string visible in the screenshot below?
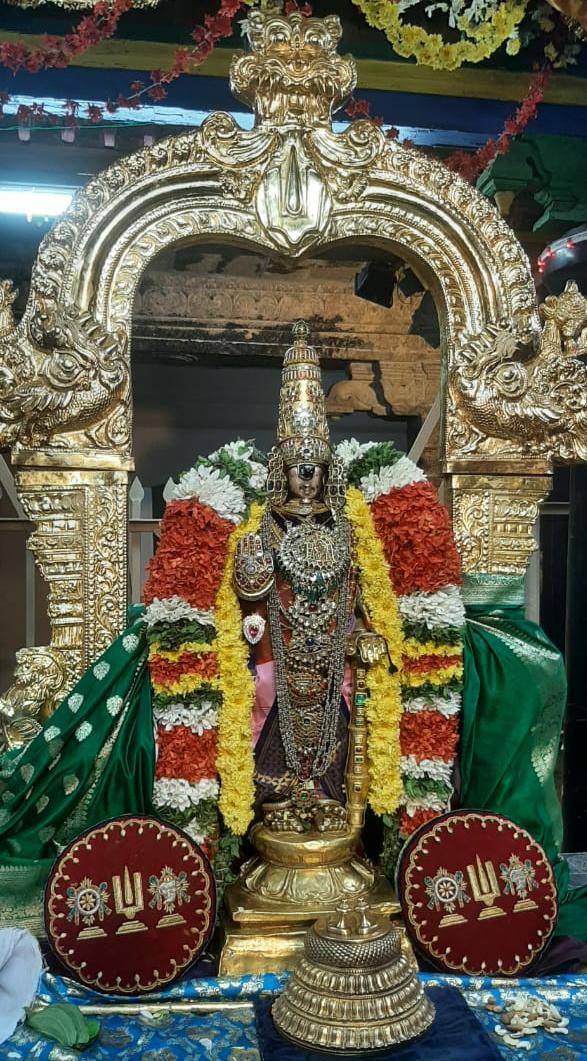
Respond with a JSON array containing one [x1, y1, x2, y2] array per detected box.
[[143, 596, 215, 629], [152, 777, 219, 812], [397, 586, 466, 630]]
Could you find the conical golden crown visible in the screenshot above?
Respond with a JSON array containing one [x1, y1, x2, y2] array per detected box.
[[277, 321, 330, 467]]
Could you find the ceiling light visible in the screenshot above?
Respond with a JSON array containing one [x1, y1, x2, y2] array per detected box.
[[0, 187, 74, 218]]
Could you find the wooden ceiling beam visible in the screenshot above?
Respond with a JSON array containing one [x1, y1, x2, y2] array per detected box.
[[1, 32, 586, 106]]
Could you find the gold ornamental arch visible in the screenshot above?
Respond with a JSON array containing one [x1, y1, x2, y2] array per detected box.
[[2, 8, 587, 726]]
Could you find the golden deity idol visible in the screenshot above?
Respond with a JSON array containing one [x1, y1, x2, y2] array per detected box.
[[221, 322, 395, 974]]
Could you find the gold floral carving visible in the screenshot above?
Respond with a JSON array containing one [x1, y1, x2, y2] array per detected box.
[[0, 8, 575, 727], [0, 469, 128, 732], [451, 475, 551, 574]]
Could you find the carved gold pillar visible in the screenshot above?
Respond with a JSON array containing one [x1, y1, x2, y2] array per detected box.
[[449, 473, 551, 575], [13, 455, 128, 715]]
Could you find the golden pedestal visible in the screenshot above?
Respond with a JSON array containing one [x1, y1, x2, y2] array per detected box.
[[218, 823, 400, 975]]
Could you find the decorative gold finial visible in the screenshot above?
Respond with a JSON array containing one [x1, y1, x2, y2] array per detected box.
[[231, 9, 356, 128], [276, 320, 331, 467], [329, 898, 353, 937]]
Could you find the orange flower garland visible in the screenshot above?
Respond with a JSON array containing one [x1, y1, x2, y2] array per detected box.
[[144, 499, 233, 609], [371, 482, 462, 596]]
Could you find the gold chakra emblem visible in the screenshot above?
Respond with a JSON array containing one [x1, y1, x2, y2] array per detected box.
[[424, 866, 470, 927], [66, 876, 110, 940]]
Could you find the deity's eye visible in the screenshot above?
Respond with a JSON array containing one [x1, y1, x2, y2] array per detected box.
[[306, 31, 324, 46]]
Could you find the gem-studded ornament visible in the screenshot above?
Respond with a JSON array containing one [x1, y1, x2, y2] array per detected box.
[[243, 613, 266, 645]]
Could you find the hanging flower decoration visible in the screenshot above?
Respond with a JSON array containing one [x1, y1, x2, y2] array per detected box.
[[340, 440, 464, 866], [351, 0, 528, 71], [0, 0, 133, 76], [0, 0, 245, 121], [143, 441, 267, 878], [445, 64, 551, 182], [0, 0, 577, 185]]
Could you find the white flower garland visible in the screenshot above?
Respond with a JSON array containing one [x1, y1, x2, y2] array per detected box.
[[397, 586, 466, 631], [403, 690, 461, 717], [400, 755, 453, 786], [402, 794, 449, 817], [180, 817, 207, 845], [335, 438, 377, 468], [359, 455, 426, 502], [208, 440, 267, 492], [170, 466, 247, 524], [152, 777, 219, 812], [144, 596, 215, 629], [153, 701, 218, 734]]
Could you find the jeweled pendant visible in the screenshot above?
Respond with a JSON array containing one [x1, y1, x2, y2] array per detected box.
[[243, 613, 266, 645]]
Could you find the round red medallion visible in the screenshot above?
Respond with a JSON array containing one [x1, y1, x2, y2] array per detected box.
[[44, 815, 216, 994], [397, 811, 557, 976]]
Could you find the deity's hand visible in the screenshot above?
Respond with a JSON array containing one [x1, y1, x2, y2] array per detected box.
[[347, 630, 388, 666], [234, 533, 275, 601]]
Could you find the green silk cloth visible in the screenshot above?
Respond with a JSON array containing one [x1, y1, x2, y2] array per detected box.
[[1, 581, 585, 944], [460, 573, 587, 942], [0, 607, 154, 935]]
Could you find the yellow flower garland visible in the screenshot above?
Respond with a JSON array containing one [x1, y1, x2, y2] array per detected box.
[[351, 0, 527, 71], [403, 662, 464, 689], [345, 487, 404, 816], [215, 501, 264, 835], [150, 675, 221, 698], [150, 641, 214, 662], [403, 638, 460, 660]]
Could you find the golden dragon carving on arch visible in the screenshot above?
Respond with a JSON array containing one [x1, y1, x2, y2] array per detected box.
[[449, 281, 587, 462], [0, 282, 128, 451]]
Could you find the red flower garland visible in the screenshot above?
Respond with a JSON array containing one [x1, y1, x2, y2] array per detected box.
[[149, 651, 218, 687], [143, 499, 233, 610], [398, 806, 438, 835], [400, 711, 460, 761], [155, 725, 218, 783], [402, 653, 463, 676], [371, 482, 462, 597]]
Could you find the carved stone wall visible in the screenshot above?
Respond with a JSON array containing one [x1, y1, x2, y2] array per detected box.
[[134, 258, 440, 420]]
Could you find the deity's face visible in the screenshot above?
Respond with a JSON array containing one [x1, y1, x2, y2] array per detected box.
[[286, 463, 325, 502]]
